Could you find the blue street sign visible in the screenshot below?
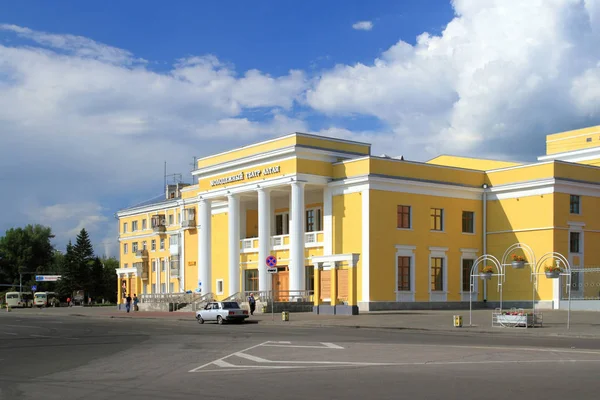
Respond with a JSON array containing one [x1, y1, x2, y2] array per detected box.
[[266, 255, 277, 267], [31, 285, 37, 291]]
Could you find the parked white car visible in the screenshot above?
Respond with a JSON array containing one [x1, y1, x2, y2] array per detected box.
[[196, 301, 249, 324]]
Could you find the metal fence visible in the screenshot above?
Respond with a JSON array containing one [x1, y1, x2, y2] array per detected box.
[[560, 267, 600, 300]]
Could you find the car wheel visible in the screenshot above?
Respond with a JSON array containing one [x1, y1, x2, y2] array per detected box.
[[197, 315, 204, 324], [217, 316, 224, 325]]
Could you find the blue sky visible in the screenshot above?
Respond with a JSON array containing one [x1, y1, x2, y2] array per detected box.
[[2, 0, 600, 256]]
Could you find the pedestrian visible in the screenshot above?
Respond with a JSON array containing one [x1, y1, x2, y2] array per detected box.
[[125, 294, 132, 313], [66, 297, 71, 307], [248, 293, 256, 316], [133, 294, 139, 312]]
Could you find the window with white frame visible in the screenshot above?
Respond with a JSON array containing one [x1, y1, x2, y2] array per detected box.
[[275, 212, 289, 235], [169, 235, 179, 246], [462, 259, 474, 292], [570, 231, 581, 253], [151, 239, 156, 251], [123, 263, 128, 269], [570, 195, 581, 214], [160, 238, 165, 250], [152, 259, 156, 272], [305, 208, 322, 232], [169, 282, 174, 293], [431, 257, 444, 291], [142, 218, 147, 230], [216, 279, 224, 295], [123, 243, 128, 254], [395, 245, 415, 298], [132, 242, 138, 253], [142, 240, 147, 250], [161, 259, 166, 271], [123, 222, 128, 233], [160, 283, 166, 293], [132, 221, 138, 232], [168, 214, 174, 225], [397, 256, 411, 291], [177, 212, 181, 224]]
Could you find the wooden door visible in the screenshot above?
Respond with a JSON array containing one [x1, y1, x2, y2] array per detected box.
[[272, 271, 289, 301], [337, 269, 348, 301], [320, 270, 331, 300]]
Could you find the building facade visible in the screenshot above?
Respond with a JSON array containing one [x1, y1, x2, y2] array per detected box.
[[116, 126, 600, 312]]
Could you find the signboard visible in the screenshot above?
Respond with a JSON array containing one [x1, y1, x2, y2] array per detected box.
[[35, 275, 62, 282], [266, 255, 277, 267], [210, 165, 281, 187], [31, 285, 37, 291], [267, 267, 278, 274]]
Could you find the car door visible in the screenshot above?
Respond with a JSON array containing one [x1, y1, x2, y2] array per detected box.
[[203, 303, 214, 320]]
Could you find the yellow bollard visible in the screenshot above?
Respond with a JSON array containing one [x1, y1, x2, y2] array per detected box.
[[282, 311, 289, 321], [453, 315, 462, 327]]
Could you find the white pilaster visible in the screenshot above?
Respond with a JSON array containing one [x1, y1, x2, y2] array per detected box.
[[361, 189, 370, 303], [198, 199, 211, 295], [228, 194, 241, 296], [257, 188, 271, 292], [180, 229, 185, 293], [323, 187, 333, 256], [290, 181, 306, 292]]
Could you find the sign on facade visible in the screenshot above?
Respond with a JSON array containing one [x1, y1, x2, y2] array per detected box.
[[35, 275, 62, 282]]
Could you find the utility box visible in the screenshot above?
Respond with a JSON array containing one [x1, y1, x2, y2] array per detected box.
[[282, 311, 289, 321]]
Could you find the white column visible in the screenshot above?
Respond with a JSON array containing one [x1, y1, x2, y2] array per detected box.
[[180, 229, 185, 293], [198, 199, 211, 295], [228, 194, 241, 296], [361, 189, 370, 304], [323, 187, 333, 256], [258, 188, 271, 292], [290, 181, 306, 292]]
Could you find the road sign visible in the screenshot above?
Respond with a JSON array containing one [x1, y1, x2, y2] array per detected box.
[[31, 285, 37, 291], [267, 267, 278, 274], [266, 255, 277, 267], [35, 275, 61, 282]]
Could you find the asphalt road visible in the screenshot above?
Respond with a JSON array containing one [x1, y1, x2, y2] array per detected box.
[[1, 312, 600, 399]]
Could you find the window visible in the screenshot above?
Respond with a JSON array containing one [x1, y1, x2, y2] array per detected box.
[[430, 208, 444, 231], [570, 232, 580, 253], [169, 283, 174, 293], [275, 213, 289, 235], [151, 239, 156, 251], [160, 238, 165, 250], [151, 284, 156, 294], [570, 195, 580, 214], [142, 219, 147, 230], [431, 257, 444, 291], [305, 208, 322, 232], [123, 263, 128, 269], [161, 259, 166, 271], [462, 259, 474, 292], [169, 235, 179, 246], [397, 205, 411, 229], [305, 266, 314, 291], [177, 212, 181, 224], [142, 241, 147, 250], [152, 260, 156, 272], [216, 279, 224, 295], [168, 214, 174, 225], [123, 222, 128, 233], [397, 256, 411, 291], [160, 283, 166, 293], [132, 221, 138, 232], [462, 211, 474, 233], [244, 269, 259, 292], [587, 137, 592, 142], [123, 243, 128, 254], [132, 242, 138, 253]]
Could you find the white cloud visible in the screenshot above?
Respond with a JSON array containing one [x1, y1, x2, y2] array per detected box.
[[352, 21, 374, 31], [309, 0, 600, 161]]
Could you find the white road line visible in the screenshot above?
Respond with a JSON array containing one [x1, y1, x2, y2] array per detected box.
[[6, 324, 42, 329], [2, 332, 17, 336], [404, 343, 600, 355], [30, 334, 52, 338], [188, 341, 270, 372], [263, 344, 343, 349], [234, 352, 271, 363], [29, 334, 79, 340], [322, 342, 344, 349], [195, 365, 344, 373]]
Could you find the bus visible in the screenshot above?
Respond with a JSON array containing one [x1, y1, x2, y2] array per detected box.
[[34, 292, 59, 307], [5, 292, 33, 308]]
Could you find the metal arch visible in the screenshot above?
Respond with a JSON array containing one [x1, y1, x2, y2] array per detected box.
[[533, 252, 572, 329], [501, 242, 536, 283], [469, 254, 504, 326]]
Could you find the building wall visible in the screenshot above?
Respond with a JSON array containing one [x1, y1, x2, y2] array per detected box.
[[546, 125, 600, 155], [211, 212, 229, 300]]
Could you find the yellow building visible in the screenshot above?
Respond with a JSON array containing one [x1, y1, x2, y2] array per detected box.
[[115, 126, 600, 313]]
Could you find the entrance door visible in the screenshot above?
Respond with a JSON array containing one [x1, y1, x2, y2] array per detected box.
[[272, 268, 289, 301]]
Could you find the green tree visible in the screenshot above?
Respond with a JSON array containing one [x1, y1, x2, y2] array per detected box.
[[56, 241, 77, 297], [101, 257, 119, 303], [0, 224, 55, 289]]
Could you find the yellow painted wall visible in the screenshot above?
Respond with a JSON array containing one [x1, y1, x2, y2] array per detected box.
[[577, 159, 600, 167], [211, 212, 229, 300], [554, 162, 600, 185], [297, 159, 333, 177], [246, 209, 258, 238], [546, 125, 600, 155], [369, 190, 482, 302], [198, 158, 296, 192], [486, 163, 554, 186], [184, 228, 198, 292], [332, 192, 363, 301], [487, 194, 554, 233], [333, 158, 370, 179], [427, 155, 522, 170], [296, 135, 370, 156]]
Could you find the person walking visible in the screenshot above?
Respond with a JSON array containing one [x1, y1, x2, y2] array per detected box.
[[248, 293, 256, 316], [133, 294, 139, 312], [125, 294, 132, 313]]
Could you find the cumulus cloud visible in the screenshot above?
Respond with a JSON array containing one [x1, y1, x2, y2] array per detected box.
[[309, 0, 600, 161], [352, 21, 374, 31]]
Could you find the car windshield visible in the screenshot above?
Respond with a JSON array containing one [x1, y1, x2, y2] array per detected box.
[[35, 293, 46, 298], [222, 302, 240, 309]]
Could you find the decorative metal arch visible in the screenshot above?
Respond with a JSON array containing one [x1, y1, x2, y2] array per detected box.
[[469, 254, 503, 326], [533, 252, 572, 329], [501, 242, 536, 283]]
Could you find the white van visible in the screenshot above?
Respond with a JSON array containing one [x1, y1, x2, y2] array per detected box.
[[5, 292, 33, 308], [34, 292, 59, 307]]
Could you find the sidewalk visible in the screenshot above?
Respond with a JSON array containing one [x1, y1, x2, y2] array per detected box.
[[7, 306, 600, 338]]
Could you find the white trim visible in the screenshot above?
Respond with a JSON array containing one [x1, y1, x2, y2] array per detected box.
[[115, 267, 136, 276], [395, 245, 415, 302], [487, 226, 556, 235], [460, 254, 479, 301], [362, 188, 370, 303], [568, 221, 586, 228], [117, 200, 181, 218], [311, 253, 360, 266], [429, 248, 448, 302], [429, 246, 449, 252], [460, 248, 479, 254], [323, 187, 333, 256]]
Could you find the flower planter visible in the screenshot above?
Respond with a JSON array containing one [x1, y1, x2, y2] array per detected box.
[[480, 272, 493, 280], [545, 271, 560, 279], [511, 261, 525, 269]]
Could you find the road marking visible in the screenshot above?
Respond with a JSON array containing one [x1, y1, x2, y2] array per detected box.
[[189, 341, 270, 372], [394, 343, 600, 356], [261, 341, 344, 349], [30, 334, 52, 338], [6, 324, 42, 329], [322, 342, 344, 349], [29, 334, 79, 340], [234, 352, 271, 363], [2, 332, 17, 336]]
